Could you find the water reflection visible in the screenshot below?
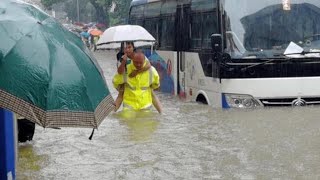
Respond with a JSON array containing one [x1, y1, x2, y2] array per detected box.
[[17, 144, 48, 180], [114, 109, 160, 142]]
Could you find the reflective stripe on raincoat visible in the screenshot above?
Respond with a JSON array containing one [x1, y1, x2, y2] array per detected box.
[[113, 61, 160, 110]]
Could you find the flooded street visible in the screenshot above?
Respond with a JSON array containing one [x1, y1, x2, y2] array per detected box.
[[18, 51, 320, 180]]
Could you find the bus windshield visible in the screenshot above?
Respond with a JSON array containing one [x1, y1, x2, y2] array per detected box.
[[224, 0, 320, 58]]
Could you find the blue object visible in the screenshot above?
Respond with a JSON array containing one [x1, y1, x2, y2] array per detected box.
[[80, 31, 90, 38], [0, 108, 16, 180], [221, 93, 230, 109]]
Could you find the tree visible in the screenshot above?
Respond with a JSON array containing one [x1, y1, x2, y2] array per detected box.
[[41, 0, 64, 9], [42, 0, 108, 24], [112, 0, 131, 24], [96, 0, 131, 25], [64, 0, 96, 23], [89, 0, 109, 25], [41, 0, 131, 26]]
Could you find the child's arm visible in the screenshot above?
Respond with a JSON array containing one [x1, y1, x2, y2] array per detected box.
[[129, 60, 151, 78]]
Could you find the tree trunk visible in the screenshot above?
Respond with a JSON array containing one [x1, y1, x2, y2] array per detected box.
[[89, 0, 109, 26]]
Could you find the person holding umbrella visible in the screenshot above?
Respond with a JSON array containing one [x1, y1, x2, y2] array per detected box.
[[0, 1, 114, 129], [113, 42, 162, 113]]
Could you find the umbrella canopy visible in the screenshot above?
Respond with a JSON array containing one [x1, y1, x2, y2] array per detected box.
[[95, 23, 106, 29], [96, 25, 156, 48], [89, 29, 103, 36], [97, 41, 155, 50], [0, 1, 114, 128]]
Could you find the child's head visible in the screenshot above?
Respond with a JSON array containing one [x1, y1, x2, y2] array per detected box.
[[124, 41, 135, 57]]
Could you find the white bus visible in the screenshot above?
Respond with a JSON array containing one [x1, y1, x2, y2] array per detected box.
[[129, 0, 320, 108]]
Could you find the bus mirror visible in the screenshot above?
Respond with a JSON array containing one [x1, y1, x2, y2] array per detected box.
[[211, 34, 223, 53]]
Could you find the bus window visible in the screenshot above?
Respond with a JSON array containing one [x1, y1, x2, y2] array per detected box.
[[144, 19, 159, 41], [144, 2, 161, 18], [131, 5, 145, 19], [202, 12, 218, 49], [160, 16, 175, 49], [130, 19, 144, 26], [191, 13, 202, 49], [191, 0, 217, 11], [161, 0, 177, 15]]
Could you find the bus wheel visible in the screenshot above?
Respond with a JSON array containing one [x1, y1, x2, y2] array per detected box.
[[196, 94, 208, 105]]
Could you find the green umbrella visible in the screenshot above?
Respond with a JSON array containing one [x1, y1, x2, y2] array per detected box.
[[0, 1, 114, 128]]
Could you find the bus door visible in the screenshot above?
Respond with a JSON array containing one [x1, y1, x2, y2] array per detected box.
[[176, 4, 191, 97]]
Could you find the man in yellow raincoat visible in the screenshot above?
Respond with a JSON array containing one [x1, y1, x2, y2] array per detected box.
[[113, 51, 160, 110]]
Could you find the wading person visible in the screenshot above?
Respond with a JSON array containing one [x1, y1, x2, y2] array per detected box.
[[114, 42, 162, 113], [113, 50, 161, 112]]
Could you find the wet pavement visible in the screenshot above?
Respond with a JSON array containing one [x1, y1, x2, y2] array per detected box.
[[17, 51, 320, 180]]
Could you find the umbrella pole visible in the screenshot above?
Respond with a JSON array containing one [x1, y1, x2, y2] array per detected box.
[[0, 108, 16, 180], [151, 44, 153, 54]]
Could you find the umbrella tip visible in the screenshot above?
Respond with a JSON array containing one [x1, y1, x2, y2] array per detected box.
[[88, 129, 95, 140]]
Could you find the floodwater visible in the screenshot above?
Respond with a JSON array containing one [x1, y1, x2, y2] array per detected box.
[[17, 51, 320, 180]]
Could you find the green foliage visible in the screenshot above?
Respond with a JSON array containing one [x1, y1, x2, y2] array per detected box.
[[41, 0, 131, 26], [109, 0, 131, 25], [65, 0, 96, 23], [83, 0, 131, 25], [113, 0, 131, 17], [96, 0, 113, 8], [41, 0, 64, 8]]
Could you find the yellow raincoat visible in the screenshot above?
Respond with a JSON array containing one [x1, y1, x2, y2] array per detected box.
[[113, 60, 160, 110]]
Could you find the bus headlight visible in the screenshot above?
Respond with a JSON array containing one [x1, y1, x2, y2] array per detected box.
[[223, 94, 262, 108]]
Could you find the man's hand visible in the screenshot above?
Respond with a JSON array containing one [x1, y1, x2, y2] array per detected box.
[[129, 70, 140, 78]]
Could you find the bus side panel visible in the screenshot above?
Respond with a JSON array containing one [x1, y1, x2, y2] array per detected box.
[[184, 52, 222, 107], [147, 50, 177, 95], [221, 77, 320, 98]]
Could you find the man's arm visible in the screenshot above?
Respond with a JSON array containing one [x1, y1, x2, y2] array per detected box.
[[112, 73, 125, 89], [150, 67, 160, 89]]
